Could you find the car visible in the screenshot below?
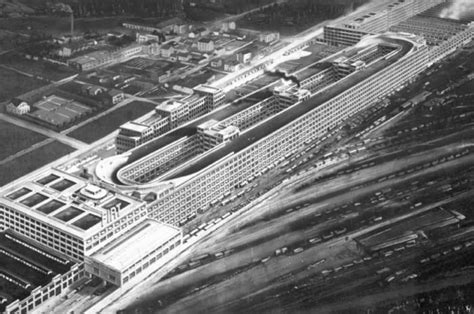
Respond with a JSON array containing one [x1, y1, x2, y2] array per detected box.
[[261, 256, 271, 263], [309, 237, 322, 244], [293, 247, 304, 254]]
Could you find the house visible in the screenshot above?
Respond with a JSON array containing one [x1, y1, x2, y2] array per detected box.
[[109, 89, 125, 104], [224, 60, 242, 72], [81, 84, 106, 96], [6, 98, 30, 115], [237, 50, 252, 64], [195, 27, 209, 37], [214, 47, 225, 55], [173, 24, 188, 34], [258, 32, 280, 43], [177, 53, 191, 62], [160, 44, 175, 58], [143, 41, 160, 55], [197, 38, 214, 52], [136, 32, 160, 44], [221, 21, 236, 32], [210, 58, 223, 68]]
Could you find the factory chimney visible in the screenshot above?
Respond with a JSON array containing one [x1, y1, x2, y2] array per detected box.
[[70, 12, 74, 36]]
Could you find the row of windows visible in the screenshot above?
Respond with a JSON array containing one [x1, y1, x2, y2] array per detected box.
[[123, 137, 200, 181], [2, 206, 84, 261], [122, 239, 181, 285], [85, 205, 147, 252], [148, 43, 431, 226]]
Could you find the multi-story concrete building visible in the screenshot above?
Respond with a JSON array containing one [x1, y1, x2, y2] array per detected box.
[[115, 89, 223, 153], [0, 168, 182, 291], [1, 13, 472, 312], [197, 120, 240, 151], [193, 84, 226, 110], [85, 219, 181, 286], [323, 0, 445, 46], [141, 34, 430, 225], [197, 38, 214, 52], [97, 34, 437, 229], [391, 15, 468, 45], [0, 169, 149, 261]]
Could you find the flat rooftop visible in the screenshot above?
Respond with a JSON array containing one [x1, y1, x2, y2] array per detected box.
[[166, 36, 413, 179], [121, 121, 150, 133], [1, 169, 144, 238], [295, 62, 332, 81], [90, 219, 180, 272], [114, 91, 272, 183]]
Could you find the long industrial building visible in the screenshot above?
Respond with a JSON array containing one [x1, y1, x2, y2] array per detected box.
[[323, 0, 446, 46], [0, 4, 473, 311], [94, 33, 431, 229]]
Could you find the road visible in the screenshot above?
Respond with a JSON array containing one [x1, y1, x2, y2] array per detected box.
[[61, 95, 148, 135], [0, 113, 87, 150], [210, 0, 397, 90]]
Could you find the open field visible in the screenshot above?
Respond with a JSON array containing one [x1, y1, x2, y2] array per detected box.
[[0, 16, 130, 36], [0, 67, 46, 102], [0, 121, 47, 161], [0, 53, 77, 82], [68, 101, 157, 143], [0, 141, 75, 186]]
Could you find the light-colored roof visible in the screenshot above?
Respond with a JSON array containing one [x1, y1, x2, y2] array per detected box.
[[91, 219, 180, 271], [155, 100, 185, 113], [120, 122, 150, 133], [194, 84, 221, 95]]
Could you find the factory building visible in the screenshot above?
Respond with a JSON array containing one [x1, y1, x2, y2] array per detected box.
[[323, 0, 445, 46], [108, 35, 431, 228], [116, 86, 224, 153], [0, 170, 150, 262], [85, 219, 181, 286]]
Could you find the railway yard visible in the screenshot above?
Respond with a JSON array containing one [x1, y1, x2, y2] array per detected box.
[[116, 42, 474, 313]]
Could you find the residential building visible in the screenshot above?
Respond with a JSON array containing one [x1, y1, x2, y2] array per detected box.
[[161, 44, 175, 58], [109, 89, 125, 104], [259, 32, 280, 44], [237, 50, 252, 64], [197, 38, 215, 52], [224, 60, 242, 72], [6, 98, 30, 115]]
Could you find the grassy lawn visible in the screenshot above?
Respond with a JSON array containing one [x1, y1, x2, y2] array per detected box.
[[0, 53, 77, 82], [0, 141, 75, 186], [0, 16, 130, 36], [0, 67, 47, 102], [0, 121, 48, 160], [68, 101, 157, 143]]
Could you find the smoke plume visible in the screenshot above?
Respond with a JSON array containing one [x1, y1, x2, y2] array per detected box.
[[52, 2, 73, 14], [266, 69, 301, 88], [439, 0, 474, 20]]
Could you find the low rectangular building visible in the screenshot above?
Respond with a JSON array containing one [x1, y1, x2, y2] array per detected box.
[[85, 219, 181, 286]]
